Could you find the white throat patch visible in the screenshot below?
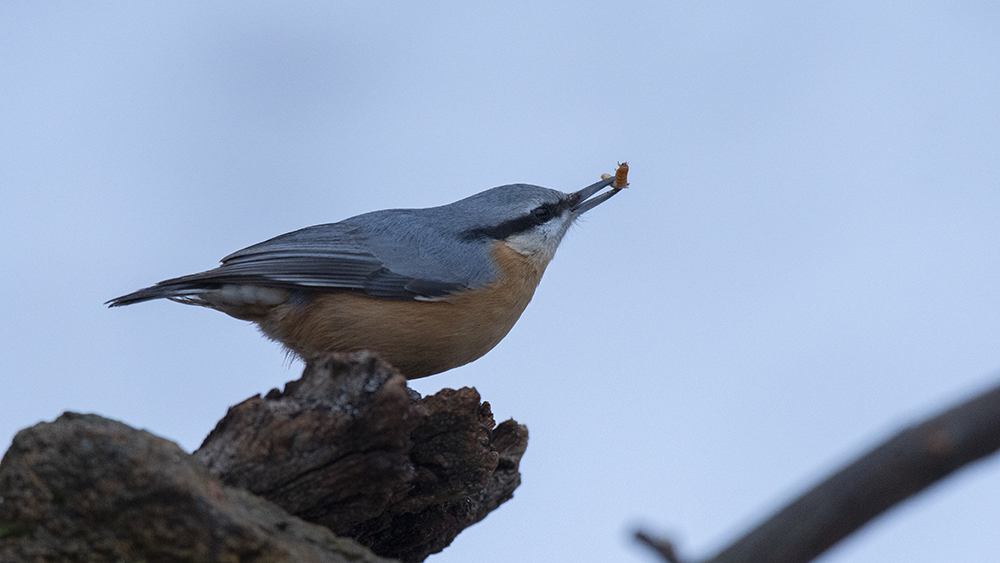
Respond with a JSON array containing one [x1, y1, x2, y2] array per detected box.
[[502, 211, 573, 263]]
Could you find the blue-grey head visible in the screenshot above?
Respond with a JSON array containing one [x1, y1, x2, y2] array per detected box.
[[343, 176, 624, 288], [446, 176, 620, 261]]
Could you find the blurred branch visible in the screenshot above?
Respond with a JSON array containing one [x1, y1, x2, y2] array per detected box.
[[637, 380, 1000, 563], [635, 530, 682, 563]]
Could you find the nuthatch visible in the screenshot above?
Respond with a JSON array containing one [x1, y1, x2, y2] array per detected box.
[[109, 172, 626, 378]]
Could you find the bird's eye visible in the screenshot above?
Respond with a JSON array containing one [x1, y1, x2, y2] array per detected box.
[[532, 206, 552, 222]]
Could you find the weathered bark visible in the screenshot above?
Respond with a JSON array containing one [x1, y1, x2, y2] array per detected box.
[[0, 412, 392, 563], [195, 351, 528, 563], [0, 351, 527, 563]]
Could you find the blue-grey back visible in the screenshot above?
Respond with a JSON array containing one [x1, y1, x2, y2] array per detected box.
[[213, 183, 567, 298]]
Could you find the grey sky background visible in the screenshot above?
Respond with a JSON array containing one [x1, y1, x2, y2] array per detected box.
[[2, 2, 999, 562]]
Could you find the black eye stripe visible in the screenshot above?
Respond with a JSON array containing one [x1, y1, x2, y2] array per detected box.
[[462, 202, 566, 240], [532, 206, 552, 221]]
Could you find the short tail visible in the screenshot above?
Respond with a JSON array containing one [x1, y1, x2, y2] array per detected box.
[[106, 281, 216, 307]]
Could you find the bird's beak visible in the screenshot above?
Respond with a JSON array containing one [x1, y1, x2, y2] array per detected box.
[[570, 177, 620, 215]]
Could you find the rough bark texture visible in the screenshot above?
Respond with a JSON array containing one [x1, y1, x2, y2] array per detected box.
[[0, 412, 392, 563], [0, 351, 527, 563], [195, 351, 529, 563]]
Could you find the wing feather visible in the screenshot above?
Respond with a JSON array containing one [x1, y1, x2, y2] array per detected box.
[[108, 223, 468, 306]]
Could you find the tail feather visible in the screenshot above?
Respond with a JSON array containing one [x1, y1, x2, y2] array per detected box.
[[106, 281, 215, 307]]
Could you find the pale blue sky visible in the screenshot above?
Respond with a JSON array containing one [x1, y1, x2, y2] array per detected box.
[[2, 2, 999, 562]]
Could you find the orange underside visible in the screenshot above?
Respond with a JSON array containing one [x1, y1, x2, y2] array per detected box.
[[245, 241, 549, 378]]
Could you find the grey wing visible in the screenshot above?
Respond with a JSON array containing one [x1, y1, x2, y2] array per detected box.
[[219, 225, 470, 298], [106, 223, 468, 307]]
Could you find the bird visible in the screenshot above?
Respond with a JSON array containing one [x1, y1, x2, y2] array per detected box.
[[108, 170, 627, 379]]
